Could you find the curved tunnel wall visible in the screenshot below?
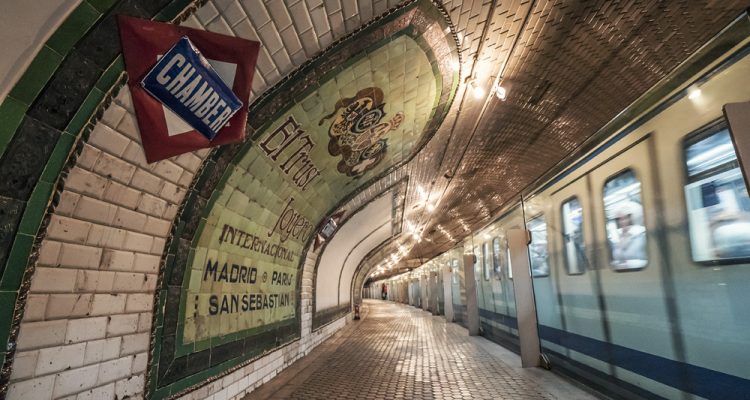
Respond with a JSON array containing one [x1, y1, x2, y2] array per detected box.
[[314, 189, 399, 326], [338, 219, 393, 305], [316, 196, 392, 311], [0, 1, 459, 399]]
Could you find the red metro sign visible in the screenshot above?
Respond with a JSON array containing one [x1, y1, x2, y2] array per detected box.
[[118, 16, 260, 163]]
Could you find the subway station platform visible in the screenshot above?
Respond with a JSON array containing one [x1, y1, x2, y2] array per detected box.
[[3, 1, 750, 399], [246, 300, 598, 400]]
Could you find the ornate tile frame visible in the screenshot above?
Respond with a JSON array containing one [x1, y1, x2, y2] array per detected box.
[[147, 1, 461, 398]]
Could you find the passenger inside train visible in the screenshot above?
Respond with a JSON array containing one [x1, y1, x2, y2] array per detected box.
[[611, 200, 647, 269], [604, 171, 648, 270]]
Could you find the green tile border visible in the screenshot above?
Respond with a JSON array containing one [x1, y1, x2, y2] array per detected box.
[[0, 97, 28, 156], [95, 56, 125, 91], [7, 46, 64, 107], [0, 292, 17, 347], [39, 132, 77, 184], [86, 0, 119, 13], [0, 235, 35, 291], [63, 88, 106, 138], [46, 2, 102, 55], [17, 183, 54, 236]]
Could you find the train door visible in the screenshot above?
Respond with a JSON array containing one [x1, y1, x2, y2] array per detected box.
[[451, 251, 468, 327], [418, 278, 422, 308], [436, 267, 445, 314], [480, 241, 496, 317], [489, 236, 510, 318], [671, 124, 750, 390], [472, 245, 487, 314], [410, 278, 417, 307], [546, 177, 606, 361], [501, 230, 517, 336], [430, 270, 440, 314], [524, 206, 555, 333], [588, 138, 675, 384], [503, 207, 529, 339]]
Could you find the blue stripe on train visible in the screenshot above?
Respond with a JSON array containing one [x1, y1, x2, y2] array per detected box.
[[452, 304, 468, 328], [477, 307, 750, 399], [479, 308, 518, 329]]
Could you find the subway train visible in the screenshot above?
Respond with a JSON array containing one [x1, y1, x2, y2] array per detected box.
[[368, 16, 750, 400]]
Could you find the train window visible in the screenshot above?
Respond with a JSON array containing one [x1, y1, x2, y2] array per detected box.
[[492, 237, 504, 280], [603, 169, 648, 270], [482, 242, 492, 280], [561, 197, 586, 274], [473, 247, 481, 282], [451, 258, 459, 284], [507, 245, 513, 279], [527, 215, 549, 277], [684, 127, 750, 262]]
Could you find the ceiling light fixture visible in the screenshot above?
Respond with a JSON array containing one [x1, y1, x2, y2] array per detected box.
[[493, 82, 508, 101], [416, 185, 429, 201], [489, 75, 509, 101], [466, 75, 486, 100], [471, 80, 486, 99], [687, 84, 701, 100], [405, 221, 416, 233]]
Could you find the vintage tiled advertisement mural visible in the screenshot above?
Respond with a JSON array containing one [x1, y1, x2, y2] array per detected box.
[[183, 33, 438, 347], [149, 0, 459, 397]]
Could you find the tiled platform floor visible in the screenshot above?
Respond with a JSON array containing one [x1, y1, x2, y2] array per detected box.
[[245, 300, 601, 400]]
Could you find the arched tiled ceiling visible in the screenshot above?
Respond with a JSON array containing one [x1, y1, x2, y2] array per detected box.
[[354, 0, 750, 283], [0, 0, 747, 396]]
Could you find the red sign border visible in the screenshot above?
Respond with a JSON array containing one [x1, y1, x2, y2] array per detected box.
[[118, 15, 260, 163]]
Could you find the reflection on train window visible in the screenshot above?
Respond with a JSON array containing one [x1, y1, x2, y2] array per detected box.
[[603, 169, 648, 270], [684, 128, 750, 262], [483, 242, 492, 280], [474, 247, 481, 282], [561, 197, 586, 274], [507, 246, 513, 279], [492, 237, 504, 280], [451, 258, 459, 284], [527, 215, 549, 277]]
